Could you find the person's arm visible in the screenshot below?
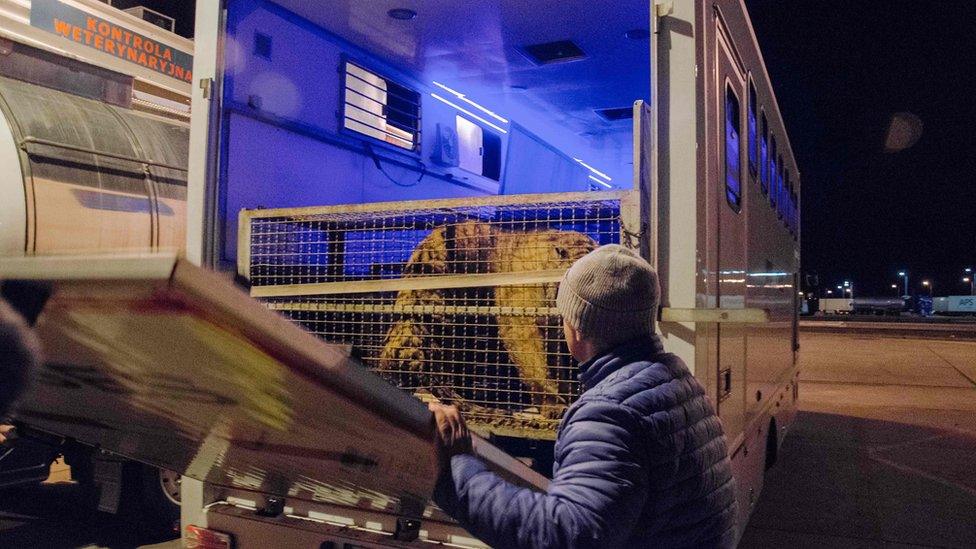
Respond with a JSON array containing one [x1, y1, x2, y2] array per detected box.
[[431, 401, 649, 549]]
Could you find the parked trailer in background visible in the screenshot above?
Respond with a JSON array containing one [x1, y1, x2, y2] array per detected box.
[[851, 297, 907, 316], [933, 296, 976, 316], [819, 298, 853, 314]]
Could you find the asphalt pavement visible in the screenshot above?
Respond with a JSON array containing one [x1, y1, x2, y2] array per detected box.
[[740, 331, 976, 548]]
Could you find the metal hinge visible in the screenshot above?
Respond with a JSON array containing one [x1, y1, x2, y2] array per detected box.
[[199, 77, 214, 99], [653, 1, 674, 33]]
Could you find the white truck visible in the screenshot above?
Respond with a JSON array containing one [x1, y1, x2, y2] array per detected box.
[[818, 298, 853, 315], [185, 0, 802, 544], [933, 296, 976, 316], [2, 0, 803, 547]]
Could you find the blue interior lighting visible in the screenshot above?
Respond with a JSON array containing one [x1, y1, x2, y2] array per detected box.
[[430, 92, 508, 134], [432, 81, 509, 124]]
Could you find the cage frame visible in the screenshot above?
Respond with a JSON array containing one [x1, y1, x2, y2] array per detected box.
[[237, 189, 649, 439], [238, 190, 646, 280]]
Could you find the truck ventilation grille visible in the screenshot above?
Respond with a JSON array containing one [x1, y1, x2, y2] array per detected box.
[[594, 107, 634, 121], [520, 40, 586, 65]]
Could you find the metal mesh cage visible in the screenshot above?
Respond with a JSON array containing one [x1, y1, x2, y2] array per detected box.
[[242, 191, 640, 438]]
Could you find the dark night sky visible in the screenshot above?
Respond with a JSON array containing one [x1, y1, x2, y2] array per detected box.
[[149, 1, 976, 297], [744, 0, 976, 296]]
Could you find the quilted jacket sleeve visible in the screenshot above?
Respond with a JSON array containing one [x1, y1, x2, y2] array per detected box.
[[433, 400, 649, 549]]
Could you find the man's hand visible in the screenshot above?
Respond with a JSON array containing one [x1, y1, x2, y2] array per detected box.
[[0, 424, 15, 445], [429, 403, 472, 466]]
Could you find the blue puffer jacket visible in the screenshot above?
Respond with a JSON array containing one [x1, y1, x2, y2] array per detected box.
[[434, 336, 738, 548]]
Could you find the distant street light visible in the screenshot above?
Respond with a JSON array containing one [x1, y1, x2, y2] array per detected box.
[[922, 280, 932, 296], [964, 276, 974, 296], [898, 270, 909, 296], [891, 283, 898, 296], [843, 281, 854, 299], [826, 290, 833, 295]]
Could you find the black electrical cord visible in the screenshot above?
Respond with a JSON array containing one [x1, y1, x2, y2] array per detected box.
[[364, 143, 426, 187]]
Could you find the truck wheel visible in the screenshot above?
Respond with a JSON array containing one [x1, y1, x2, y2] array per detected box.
[[764, 418, 778, 471], [137, 464, 181, 536], [66, 448, 179, 537]]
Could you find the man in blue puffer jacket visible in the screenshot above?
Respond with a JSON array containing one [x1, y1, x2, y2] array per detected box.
[[431, 244, 738, 548]]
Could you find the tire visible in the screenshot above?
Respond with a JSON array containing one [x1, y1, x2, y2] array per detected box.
[[136, 463, 181, 537], [66, 447, 179, 537], [764, 418, 778, 471]]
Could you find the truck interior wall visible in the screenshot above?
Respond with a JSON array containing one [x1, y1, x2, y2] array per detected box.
[[217, 0, 649, 265], [221, 112, 481, 262]]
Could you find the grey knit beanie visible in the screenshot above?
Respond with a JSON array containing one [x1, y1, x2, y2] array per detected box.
[[555, 244, 659, 344]]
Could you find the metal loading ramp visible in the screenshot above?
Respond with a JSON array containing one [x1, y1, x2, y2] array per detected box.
[[0, 254, 547, 541]]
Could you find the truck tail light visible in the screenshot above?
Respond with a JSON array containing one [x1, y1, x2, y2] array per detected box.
[[185, 524, 233, 549]]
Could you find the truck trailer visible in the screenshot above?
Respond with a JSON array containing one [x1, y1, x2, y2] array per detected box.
[[818, 298, 853, 315], [1, 0, 802, 547], [933, 296, 976, 316], [179, 0, 802, 544]]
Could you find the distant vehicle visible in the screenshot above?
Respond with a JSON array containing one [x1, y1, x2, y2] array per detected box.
[[851, 297, 907, 316], [933, 296, 976, 316], [915, 296, 934, 317], [819, 298, 853, 314]]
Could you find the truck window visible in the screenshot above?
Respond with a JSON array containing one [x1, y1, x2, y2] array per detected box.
[[748, 80, 758, 177], [725, 84, 742, 211], [776, 157, 785, 219], [784, 169, 791, 227], [769, 135, 778, 208], [342, 60, 421, 152], [760, 111, 769, 194]]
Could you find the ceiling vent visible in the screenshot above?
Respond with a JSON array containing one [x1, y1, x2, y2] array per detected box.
[[594, 107, 634, 121], [520, 40, 586, 65]]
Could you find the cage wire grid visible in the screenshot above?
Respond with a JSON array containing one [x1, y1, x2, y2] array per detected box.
[[243, 192, 632, 437]]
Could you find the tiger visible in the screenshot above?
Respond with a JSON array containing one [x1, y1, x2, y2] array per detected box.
[[378, 220, 596, 421]]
